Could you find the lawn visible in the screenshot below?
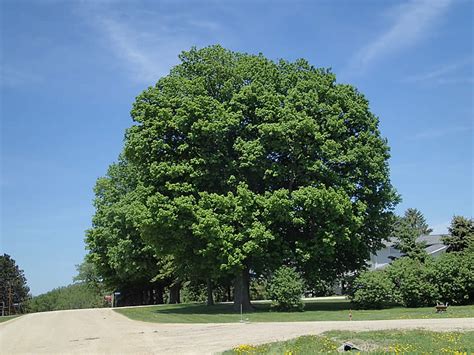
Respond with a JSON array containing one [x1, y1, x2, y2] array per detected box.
[[224, 330, 474, 354], [115, 299, 474, 323], [0, 315, 19, 323]]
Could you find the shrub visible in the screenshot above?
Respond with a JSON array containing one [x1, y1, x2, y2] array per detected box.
[[350, 270, 395, 309], [350, 251, 474, 309], [431, 252, 474, 305], [386, 258, 438, 307], [268, 266, 305, 311]]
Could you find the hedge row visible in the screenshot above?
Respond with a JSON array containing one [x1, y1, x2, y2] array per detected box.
[[350, 252, 474, 309]]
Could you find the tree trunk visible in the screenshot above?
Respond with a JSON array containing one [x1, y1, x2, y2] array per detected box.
[[206, 278, 214, 306], [233, 268, 253, 311], [155, 284, 164, 304], [147, 287, 154, 305], [169, 282, 181, 304]]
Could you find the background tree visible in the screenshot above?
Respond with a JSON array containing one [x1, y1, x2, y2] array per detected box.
[[403, 208, 432, 235], [392, 208, 430, 261], [0, 254, 30, 314], [27, 283, 107, 313], [85, 159, 167, 305], [123, 45, 399, 310], [73, 259, 103, 289], [442, 216, 474, 253]]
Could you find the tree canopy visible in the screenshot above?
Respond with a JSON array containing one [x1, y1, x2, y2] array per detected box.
[[86, 45, 399, 310]]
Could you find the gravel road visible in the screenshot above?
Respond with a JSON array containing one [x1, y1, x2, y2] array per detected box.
[[1, 308, 472, 354]]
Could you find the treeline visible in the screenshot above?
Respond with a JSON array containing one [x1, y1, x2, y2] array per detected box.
[[27, 283, 108, 313]]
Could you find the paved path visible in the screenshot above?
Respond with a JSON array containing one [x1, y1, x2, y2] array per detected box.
[[1, 308, 473, 354]]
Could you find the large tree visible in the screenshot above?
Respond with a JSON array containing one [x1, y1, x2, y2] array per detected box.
[[0, 254, 30, 314], [123, 45, 399, 310]]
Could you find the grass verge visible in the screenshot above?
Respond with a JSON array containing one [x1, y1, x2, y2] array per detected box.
[[114, 299, 474, 323], [224, 330, 474, 354], [0, 315, 19, 323]]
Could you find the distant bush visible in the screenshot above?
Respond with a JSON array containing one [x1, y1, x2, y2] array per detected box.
[[268, 266, 305, 311], [351, 270, 396, 309], [350, 251, 474, 309], [27, 283, 108, 312], [431, 252, 474, 305], [386, 258, 438, 307]]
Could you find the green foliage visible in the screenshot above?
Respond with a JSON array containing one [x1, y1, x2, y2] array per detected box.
[[351, 251, 474, 309], [87, 45, 399, 307], [306, 278, 334, 297], [402, 208, 432, 235], [386, 258, 438, 307], [351, 270, 396, 309], [73, 259, 104, 291], [392, 208, 431, 261], [85, 159, 166, 294], [268, 266, 305, 311], [250, 277, 269, 300], [0, 254, 30, 313], [442, 216, 474, 253], [180, 281, 207, 303], [431, 252, 474, 305], [27, 283, 107, 313]]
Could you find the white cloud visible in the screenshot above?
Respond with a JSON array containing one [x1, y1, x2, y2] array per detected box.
[[352, 0, 452, 72]]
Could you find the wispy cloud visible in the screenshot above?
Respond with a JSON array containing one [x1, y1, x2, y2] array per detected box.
[[409, 124, 472, 140], [402, 58, 473, 84], [80, 4, 221, 84], [96, 17, 172, 83], [351, 0, 452, 72]]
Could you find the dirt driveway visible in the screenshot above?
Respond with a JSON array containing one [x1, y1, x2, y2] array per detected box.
[[1, 308, 472, 354]]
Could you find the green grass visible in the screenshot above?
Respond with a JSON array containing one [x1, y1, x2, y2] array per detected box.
[[115, 299, 474, 324], [0, 315, 20, 323], [223, 330, 474, 354]]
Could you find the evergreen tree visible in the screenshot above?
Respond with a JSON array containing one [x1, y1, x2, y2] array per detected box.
[[442, 216, 474, 252], [392, 208, 431, 261], [0, 254, 30, 314]]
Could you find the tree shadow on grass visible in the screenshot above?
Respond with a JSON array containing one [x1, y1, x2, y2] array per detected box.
[[152, 300, 352, 315]]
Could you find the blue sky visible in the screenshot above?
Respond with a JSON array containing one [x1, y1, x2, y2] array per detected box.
[[1, 0, 472, 295]]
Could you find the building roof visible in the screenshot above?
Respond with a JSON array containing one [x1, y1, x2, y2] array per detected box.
[[384, 234, 446, 247]]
